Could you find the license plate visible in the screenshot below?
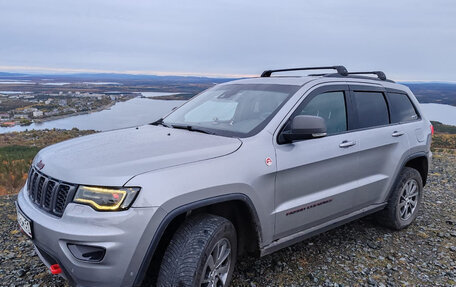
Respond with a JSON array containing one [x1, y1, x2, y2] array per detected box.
[[16, 204, 33, 239]]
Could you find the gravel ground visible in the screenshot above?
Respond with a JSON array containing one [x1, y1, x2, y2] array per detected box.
[[1, 153, 455, 287]]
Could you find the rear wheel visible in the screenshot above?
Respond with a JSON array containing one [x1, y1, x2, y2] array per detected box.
[[157, 214, 237, 287], [377, 167, 423, 230]]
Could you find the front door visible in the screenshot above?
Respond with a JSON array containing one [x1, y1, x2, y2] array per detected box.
[[273, 84, 360, 238]]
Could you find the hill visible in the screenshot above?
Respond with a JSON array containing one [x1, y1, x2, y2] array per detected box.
[[401, 82, 456, 106], [1, 72, 455, 106], [0, 71, 235, 84]]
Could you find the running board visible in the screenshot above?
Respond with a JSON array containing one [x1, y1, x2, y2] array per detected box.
[[260, 203, 386, 257]]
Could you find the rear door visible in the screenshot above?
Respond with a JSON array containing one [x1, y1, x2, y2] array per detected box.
[[348, 84, 410, 205], [273, 84, 361, 238]]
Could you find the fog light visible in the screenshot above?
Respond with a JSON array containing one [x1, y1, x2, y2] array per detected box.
[[67, 244, 106, 262]]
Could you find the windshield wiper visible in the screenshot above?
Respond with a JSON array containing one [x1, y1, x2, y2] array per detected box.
[[151, 120, 214, 135], [171, 124, 215, 135], [150, 118, 171, 128]]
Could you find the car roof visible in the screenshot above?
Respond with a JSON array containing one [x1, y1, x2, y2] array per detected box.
[[223, 75, 410, 93]]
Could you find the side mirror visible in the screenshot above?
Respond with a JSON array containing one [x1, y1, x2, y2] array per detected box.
[[282, 115, 327, 142]]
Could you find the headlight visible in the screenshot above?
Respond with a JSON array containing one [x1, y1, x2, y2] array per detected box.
[[74, 186, 140, 211]]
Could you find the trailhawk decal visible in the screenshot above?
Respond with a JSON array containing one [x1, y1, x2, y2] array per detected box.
[[285, 199, 333, 216]]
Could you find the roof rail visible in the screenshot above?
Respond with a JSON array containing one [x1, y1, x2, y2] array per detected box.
[[261, 66, 348, 77], [346, 71, 387, 81]]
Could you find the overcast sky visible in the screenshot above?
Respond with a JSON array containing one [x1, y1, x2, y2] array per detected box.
[[0, 0, 455, 80]]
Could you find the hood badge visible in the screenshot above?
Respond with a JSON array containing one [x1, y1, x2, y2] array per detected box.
[[36, 160, 45, 170], [265, 157, 273, 166]]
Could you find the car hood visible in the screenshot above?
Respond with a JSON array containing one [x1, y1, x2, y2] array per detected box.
[[33, 125, 242, 186]]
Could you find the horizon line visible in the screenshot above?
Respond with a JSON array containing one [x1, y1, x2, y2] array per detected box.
[[0, 65, 455, 83], [0, 65, 255, 79]]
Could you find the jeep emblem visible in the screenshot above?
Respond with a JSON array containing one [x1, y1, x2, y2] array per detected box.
[[36, 160, 45, 170]]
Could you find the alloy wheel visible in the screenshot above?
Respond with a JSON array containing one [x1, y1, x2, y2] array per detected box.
[[399, 178, 419, 220], [200, 238, 232, 287]]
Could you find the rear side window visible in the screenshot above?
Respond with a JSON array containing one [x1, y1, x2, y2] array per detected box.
[[353, 91, 389, 129], [298, 91, 347, 135], [386, 92, 418, 123]]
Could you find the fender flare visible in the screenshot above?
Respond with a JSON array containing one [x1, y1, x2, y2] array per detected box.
[[386, 151, 429, 200], [133, 193, 262, 286]]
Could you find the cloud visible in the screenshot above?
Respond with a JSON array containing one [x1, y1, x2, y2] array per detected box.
[[0, 0, 455, 80]]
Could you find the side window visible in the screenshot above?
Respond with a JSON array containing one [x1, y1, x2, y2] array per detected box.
[[386, 92, 418, 123], [353, 91, 389, 129], [297, 91, 347, 135]]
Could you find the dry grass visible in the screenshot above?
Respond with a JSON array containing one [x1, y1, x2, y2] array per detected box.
[[0, 129, 95, 195]]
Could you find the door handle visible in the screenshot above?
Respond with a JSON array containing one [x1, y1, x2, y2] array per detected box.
[[339, 140, 356, 148], [392, 131, 405, 137]]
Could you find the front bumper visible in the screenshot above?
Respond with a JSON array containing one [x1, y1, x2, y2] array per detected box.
[[17, 187, 162, 287]]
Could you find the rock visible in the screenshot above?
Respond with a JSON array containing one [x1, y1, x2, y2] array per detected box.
[[5, 253, 15, 259], [367, 277, 377, 286], [367, 241, 381, 249], [17, 269, 26, 277], [308, 272, 318, 283]]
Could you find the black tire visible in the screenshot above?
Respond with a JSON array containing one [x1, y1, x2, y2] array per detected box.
[[376, 167, 423, 230], [157, 214, 237, 287]]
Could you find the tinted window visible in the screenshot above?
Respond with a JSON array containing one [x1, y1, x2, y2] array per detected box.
[[298, 91, 347, 135], [386, 92, 418, 123], [353, 91, 389, 129]]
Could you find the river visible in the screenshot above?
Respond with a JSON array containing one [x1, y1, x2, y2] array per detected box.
[[419, 103, 456, 126], [0, 100, 454, 134], [0, 98, 185, 133]]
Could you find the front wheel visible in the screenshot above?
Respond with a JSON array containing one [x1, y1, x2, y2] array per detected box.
[[377, 167, 423, 230], [157, 214, 237, 287]]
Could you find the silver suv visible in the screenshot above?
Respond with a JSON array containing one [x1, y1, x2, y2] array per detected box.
[[16, 66, 432, 287]]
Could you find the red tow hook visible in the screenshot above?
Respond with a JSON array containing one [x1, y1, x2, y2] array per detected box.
[[50, 264, 62, 275]]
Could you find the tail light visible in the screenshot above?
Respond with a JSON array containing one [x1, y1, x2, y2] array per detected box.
[[430, 124, 434, 136]]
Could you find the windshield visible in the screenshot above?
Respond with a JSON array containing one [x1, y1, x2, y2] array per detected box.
[[162, 84, 300, 137]]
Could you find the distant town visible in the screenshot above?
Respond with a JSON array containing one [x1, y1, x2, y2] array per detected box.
[[0, 91, 136, 127]]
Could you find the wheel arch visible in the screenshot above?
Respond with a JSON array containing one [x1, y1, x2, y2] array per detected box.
[[133, 193, 262, 287], [384, 152, 429, 204], [404, 153, 429, 186]]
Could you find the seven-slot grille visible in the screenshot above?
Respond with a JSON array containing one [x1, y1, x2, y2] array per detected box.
[[27, 167, 78, 217]]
